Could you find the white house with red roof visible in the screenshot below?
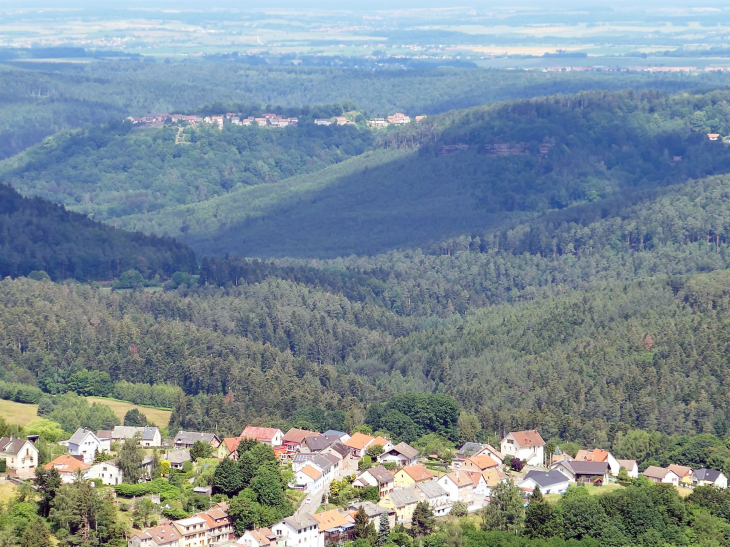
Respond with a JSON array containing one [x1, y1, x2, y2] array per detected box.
[[500, 430, 545, 466], [240, 426, 284, 447], [295, 465, 324, 493]]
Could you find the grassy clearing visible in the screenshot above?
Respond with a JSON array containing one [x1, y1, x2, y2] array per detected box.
[[0, 481, 17, 503], [0, 399, 39, 426], [87, 397, 171, 427]]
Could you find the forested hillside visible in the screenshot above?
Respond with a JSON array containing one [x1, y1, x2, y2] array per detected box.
[[109, 89, 730, 258], [1, 120, 373, 219], [0, 183, 197, 281], [3, 60, 730, 161]]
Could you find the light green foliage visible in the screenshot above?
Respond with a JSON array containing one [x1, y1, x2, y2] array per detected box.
[[24, 419, 66, 442]]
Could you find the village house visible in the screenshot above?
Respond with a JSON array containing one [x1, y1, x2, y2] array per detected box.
[[518, 470, 570, 495], [314, 119, 332, 126], [322, 441, 351, 464], [112, 426, 162, 447], [174, 431, 221, 451], [668, 464, 694, 487], [68, 429, 103, 464], [44, 454, 90, 483], [240, 426, 284, 447], [165, 450, 192, 471], [437, 471, 474, 505], [500, 430, 545, 466], [369, 436, 393, 454], [379, 486, 419, 525], [616, 459, 639, 479], [459, 455, 499, 474], [323, 430, 350, 443], [295, 465, 324, 493], [415, 481, 451, 516], [353, 465, 395, 497], [197, 507, 235, 544], [642, 466, 680, 486], [96, 430, 113, 453], [347, 501, 395, 531], [393, 464, 434, 488], [574, 448, 621, 476], [87, 459, 123, 485], [387, 113, 411, 125], [464, 471, 489, 503], [174, 516, 209, 547], [223, 437, 242, 461], [482, 466, 509, 497], [344, 432, 376, 459], [0, 436, 39, 476], [283, 429, 320, 452], [694, 468, 728, 489], [708, 133, 721, 141], [312, 509, 355, 544], [292, 453, 316, 473], [271, 514, 323, 547], [379, 442, 419, 468], [300, 434, 340, 454], [551, 460, 610, 485], [238, 527, 277, 547], [129, 524, 181, 547], [309, 454, 337, 483]]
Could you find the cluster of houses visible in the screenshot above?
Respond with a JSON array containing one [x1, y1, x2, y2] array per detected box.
[[125, 112, 300, 129], [366, 113, 426, 128]]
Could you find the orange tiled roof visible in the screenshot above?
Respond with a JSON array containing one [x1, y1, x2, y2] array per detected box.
[[345, 432, 375, 450], [223, 437, 242, 453], [312, 509, 353, 531], [575, 448, 610, 463], [402, 464, 434, 482], [301, 465, 322, 480], [44, 455, 90, 473], [445, 471, 473, 487], [283, 428, 320, 444], [468, 455, 499, 470], [241, 426, 280, 443], [370, 436, 390, 448], [507, 430, 545, 448]]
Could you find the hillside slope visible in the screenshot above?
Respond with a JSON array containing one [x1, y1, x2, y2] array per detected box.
[[115, 89, 730, 258], [0, 183, 197, 281]]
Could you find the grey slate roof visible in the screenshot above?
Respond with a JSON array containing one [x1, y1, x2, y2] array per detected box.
[[347, 501, 389, 518], [323, 430, 347, 438], [302, 434, 340, 452], [0, 437, 26, 455], [457, 442, 484, 457], [388, 487, 419, 508], [282, 514, 319, 531], [328, 441, 350, 459], [695, 468, 724, 482], [165, 450, 191, 464], [323, 453, 340, 466], [415, 481, 447, 499], [523, 470, 569, 489], [68, 428, 96, 445], [560, 461, 610, 476], [366, 465, 395, 484], [311, 454, 334, 473], [174, 431, 218, 446]]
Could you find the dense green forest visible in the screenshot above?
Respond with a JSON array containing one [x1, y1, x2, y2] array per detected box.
[[0, 182, 197, 281], [51, 88, 730, 258], [1, 121, 373, 219], [4, 60, 730, 162]]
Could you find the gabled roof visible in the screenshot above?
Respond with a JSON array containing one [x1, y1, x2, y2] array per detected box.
[[387, 487, 419, 508], [142, 427, 159, 441], [505, 430, 545, 448], [668, 464, 693, 478], [483, 466, 508, 487], [616, 459, 637, 470], [96, 430, 113, 440], [345, 432, 375, 450], [323, 430, 348, 438], [463, 470, 485, 487], [467, 455, 499, 470], [365, 465, 395, 484], [387, 442, 418, 460], [0, 437, 29, 455], [302, 434, 339, 452], [283, 428, 320, 445], [197, 510, 231, 529], [175, 516, 208, 528], [134, 524, 181, 545], [328, 441, 350, 459], [44, 455, 90, 473], [558, 461, 609, 475], [293, 453, 315, 464], [174, 431, 219, 445], [442, 471, 473, 487], [370, 436, 390, 448], [312, 509, 354, 531], [244, 528, 275, 547], [457, 442, 485, 457], [484, 444, 504, 461], [642, 466, 677, 480], [695, 468, 725, 482], [68, 428, 97, 446], [281, 514, 319, 531], [400, 464, 434, 482], [347, 501, 388, 518], [574, 448, 612, 463], [311, 454, 334, 473], [415, 481, 447, 499], [241, 426, 282, 443], [223, 437, 242, 453], [165, 450, 191, 465], [300, 465, 322, 481], [323, 454, 340, 466], [522, 470, 569, 489]]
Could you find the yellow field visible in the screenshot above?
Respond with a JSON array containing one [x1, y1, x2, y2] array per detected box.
[[86, 397, 171, 427], [0, 398, 170, 428], [0, 482, 17, 503], [0, 399, 41, 426]]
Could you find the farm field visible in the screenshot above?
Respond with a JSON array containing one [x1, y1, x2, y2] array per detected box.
[[0, 398, 171, 428], [86, 398, 171, 428]]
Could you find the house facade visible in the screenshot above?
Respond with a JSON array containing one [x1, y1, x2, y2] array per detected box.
[[174, 432, 221, 451], [616, 459, 639, 479], [68, 429, 103, 464], [0, 437, 39, 476], [500, 430, 545, 467], [87, 459, 123, 485], [128, 524, 181, 547], [295, 465, 324, 493], [173, 516, 209, 547], [379, 443, 418, 467], [574, 448, 621, 476], [642, 466, 680, 486], [271, 515, 323, 547], [378, 487, 419, 525], [393, 464, 434, 488], [437, 472, 474, 505], [44, 455, 90, 483], [518, 470, 570, 495], [240, 427, 284, 447], [415, 481, 451, 517], [353, 466, 395, 497], [694, 468, 728, 489]]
